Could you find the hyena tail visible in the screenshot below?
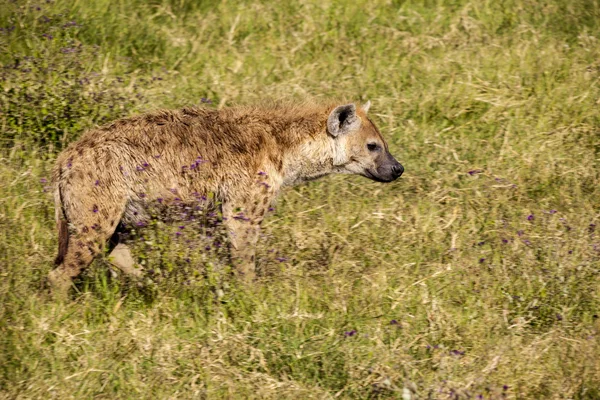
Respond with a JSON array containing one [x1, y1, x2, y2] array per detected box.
[[53, 167, 69, 266]]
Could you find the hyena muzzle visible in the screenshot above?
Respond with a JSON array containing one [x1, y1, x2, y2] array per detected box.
[[48, 100, 403, 295]]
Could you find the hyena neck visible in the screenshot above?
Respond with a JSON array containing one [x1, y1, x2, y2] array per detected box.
[[281, 134, 336, 186]]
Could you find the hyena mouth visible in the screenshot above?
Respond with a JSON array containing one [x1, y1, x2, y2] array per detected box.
[[364, 169, 395, 183]]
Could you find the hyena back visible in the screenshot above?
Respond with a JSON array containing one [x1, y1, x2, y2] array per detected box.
[[49, 100, 403, 294]]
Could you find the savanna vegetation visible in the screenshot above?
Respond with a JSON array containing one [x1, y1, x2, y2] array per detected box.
[[1, 0, 599, 398]]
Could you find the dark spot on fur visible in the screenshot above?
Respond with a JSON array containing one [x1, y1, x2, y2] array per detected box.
[[74, 251, 82, 259], [82, 226, 89, 233], [262, 197, 269, 205]]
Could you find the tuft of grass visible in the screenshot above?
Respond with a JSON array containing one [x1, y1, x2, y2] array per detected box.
[[1, 0, 599, 398]]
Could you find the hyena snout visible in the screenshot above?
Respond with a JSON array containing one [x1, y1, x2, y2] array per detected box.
[[370, 153, 404, 182]]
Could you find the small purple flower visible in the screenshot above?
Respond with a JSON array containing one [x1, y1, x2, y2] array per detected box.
[[275, 257, 287, 262], [201, 97, 212, 104], [268, 207, 275, 212], [468, 169, 482, 176], [175, 231, 182, 237], [95, 179, 100, 186], [523, 239, 531, 246], [477, 241, 485, 246], [92, 205, 98, 213], [556, 313, 563, 321], [479, 258, 486, 263], [527, 214, 534, 221], [154, 154, 161, 159], [42, 33, 53, 40], [40, 178, 48, 184], [178, 225, 185, 230], [503, 385, 509, 391], [549, 209, 557, 214], [568, 250, 573, 254], [258, 171, 267, 176], [136, 221, 146, 227], [450, 350, 465, 356], [139, 193, 146, 198], [502, 238, 509, 244], [390, 319, 399, 325], [344, 330, 357, 337], [517, 230, 524, 237], [66, 159, 73, 168], [142, 162, 150, 168], [157, 198, 163, 204], [261, 182, 271, 189], [589, 224, 596, 233], [169, 188, 177, 194]]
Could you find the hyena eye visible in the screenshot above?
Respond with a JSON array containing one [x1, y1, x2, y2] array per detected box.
[[367, 143, 380, 152]]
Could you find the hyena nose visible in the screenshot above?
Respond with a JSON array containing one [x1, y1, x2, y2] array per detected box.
[[392, 163, 404, 178]]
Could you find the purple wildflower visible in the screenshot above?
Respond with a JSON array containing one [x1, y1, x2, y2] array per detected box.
[[568, 250, 573, 254], [344, 330, 357, 337], [136, 221, 146, 227], [201, 97, 212, 104], [95, 179, 100, 186], [92, 205, 98, 213], [549, 209, 557, 214], [517, 230, 524, 236], [66, 159, 73, 168], [390, 319, 399, 325], [523, 239, 531, 246], [527, 214, 534, 221], [40, 178, 47, 184], [42, 33, 53, 40], [502, 238, 509, 244], [268, 207, 275, 212], [479, 258, 486, 263], [175, 231, 182, 237], [556, 313, 563, 321], [154, 154, 161, 159], [169, 188, 177, 194], [258, 171, 267, 176], [477, 241, 485, 246], [157, 198, 163, 204], [468, 169, 482, 176], [450, 350, 465, 356], [275, 257, 287, 262]]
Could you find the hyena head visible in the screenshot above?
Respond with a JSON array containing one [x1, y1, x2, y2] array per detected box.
[[327, 101, 404, 182]]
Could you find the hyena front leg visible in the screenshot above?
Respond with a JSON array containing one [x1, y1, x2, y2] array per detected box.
[[222, 194, 272, 281]]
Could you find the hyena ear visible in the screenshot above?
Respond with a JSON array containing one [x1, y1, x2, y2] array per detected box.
[[327, 104, 361, 137], [361, 100, 371, 114]]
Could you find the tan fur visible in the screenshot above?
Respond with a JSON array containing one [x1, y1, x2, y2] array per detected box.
[[48, 100, 400, 294]]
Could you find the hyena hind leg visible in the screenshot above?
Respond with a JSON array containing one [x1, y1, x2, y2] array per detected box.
[[106, 224, 144, 279], [48, 234, 100, 297], [107, 243, 144, 279]]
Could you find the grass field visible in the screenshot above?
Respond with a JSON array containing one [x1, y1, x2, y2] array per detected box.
[[1, 0, 599, 398]]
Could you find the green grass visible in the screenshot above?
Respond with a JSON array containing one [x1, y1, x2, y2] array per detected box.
[[1, 0, 600, 398]]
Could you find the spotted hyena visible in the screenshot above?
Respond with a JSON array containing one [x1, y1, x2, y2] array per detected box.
[[48, 100, 404, 294]]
